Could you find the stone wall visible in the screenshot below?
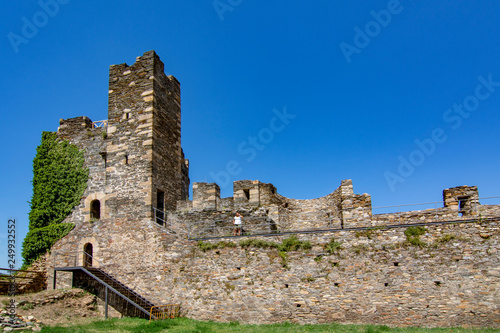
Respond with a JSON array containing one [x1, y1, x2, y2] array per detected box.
[[176, 179, 372, 234], [49, 217, 500, 327], [45, 51, 500, 327], [443, 186, 479, 216], [192, 182, 220, 211], [57, 116, 107, 223], [56, 51, 189, 226]]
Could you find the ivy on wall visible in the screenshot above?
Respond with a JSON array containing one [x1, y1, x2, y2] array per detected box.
[[22, 132, 88, 266], [22, 223, 75, 266]]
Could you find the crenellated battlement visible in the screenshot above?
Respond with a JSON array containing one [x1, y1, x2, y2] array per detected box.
[[46, 51, 500, 327]]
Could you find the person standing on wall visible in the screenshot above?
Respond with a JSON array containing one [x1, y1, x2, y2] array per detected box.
[[233, 212, 243, 236]]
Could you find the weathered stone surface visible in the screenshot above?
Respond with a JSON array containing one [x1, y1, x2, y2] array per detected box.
[[51, 218, 500, 327], [46, 51, 500, 328]]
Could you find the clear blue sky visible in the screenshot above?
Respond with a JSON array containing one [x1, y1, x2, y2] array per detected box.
[[1, 1, 500, 268]]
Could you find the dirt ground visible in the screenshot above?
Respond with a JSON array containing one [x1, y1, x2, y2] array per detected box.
[[0, 288, 119, 327]]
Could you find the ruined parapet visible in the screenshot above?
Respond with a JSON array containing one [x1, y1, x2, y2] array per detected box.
[[57, 116, 93, 138], [233, 180, 280, 210], [193, 182, 221, 211], [335, 179, 372, 228], [233, 180, 260, 209], [443, 185, 479, 216], [56, 116, 108, 223], [176, 199, 193, 211]]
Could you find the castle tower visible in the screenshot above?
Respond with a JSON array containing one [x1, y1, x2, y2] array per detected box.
[[105, 50, 189, 220]]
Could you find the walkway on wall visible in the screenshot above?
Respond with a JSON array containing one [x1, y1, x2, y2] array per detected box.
[[191, 216, 500, 241], [153, 196, 500, 241]]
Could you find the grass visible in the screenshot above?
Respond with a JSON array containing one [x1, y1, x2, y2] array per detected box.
[[39, 317, 500, 333]]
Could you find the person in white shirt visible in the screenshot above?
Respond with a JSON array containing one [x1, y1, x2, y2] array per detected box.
[[233, 212, 242, 236]]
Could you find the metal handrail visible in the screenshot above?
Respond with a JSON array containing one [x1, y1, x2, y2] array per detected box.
[[149, 304, 180, 321], [152, 207, 189, 236], [92, 120, 108, 128], [77, 266, 153, 319], [157, 196, 500, 239], [371, 196, 499, 212], [53, 250, 163, 306]]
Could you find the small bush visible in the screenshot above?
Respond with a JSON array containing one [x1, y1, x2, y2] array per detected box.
[[278, 235, 311, 252], [435, 234, 456, 243], [404, 226, 426, 237], [239, 239, 278, 249], [278, 251, 288, 268], [406, 236, 426, 247], [197, 240, 236, 252], [404, 226, 427, 248], [324, 237, 342, 254]]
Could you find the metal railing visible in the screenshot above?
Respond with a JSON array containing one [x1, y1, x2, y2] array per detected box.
[[92, 120, 108, 128], [154, 196, 500, 240], [149, 304, 180, 321], [153, 207, 189, 236], [52, 250, 163, 307]]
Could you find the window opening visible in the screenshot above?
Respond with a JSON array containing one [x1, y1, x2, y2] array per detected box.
[[243, 189, 250, 201], [458, 196, 469, 217], [100, 152, 107, 168], [156, 190, 165, 225], [90, 200, 101, 220], [83, 243, 93, 267]]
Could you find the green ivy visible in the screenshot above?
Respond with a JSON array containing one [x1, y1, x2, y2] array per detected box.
[[22, 223, 75, 266], [22, 132, 88, 266]]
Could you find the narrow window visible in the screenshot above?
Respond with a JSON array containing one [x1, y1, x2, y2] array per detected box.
[[83, 243, 93, 267], [156, 190, 165, 225], [458, 196, 469, 217], [124, 155, 129, 165], [90, 200, 101, 220], [100, 152, 107, 168], [243, 189, 250, 201]]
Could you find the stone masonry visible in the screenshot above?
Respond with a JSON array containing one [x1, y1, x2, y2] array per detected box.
[[47, 51, 499, 327]]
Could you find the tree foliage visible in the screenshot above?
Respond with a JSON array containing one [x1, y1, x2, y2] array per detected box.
[[22, 132, 88, 266]]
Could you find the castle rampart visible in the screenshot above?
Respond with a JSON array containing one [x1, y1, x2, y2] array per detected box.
[[50, 216, 500, 327], [46, 51, 500, 327]]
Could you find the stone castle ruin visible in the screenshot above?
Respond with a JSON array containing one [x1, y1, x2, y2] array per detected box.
[[47, 51, 499, 326]]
